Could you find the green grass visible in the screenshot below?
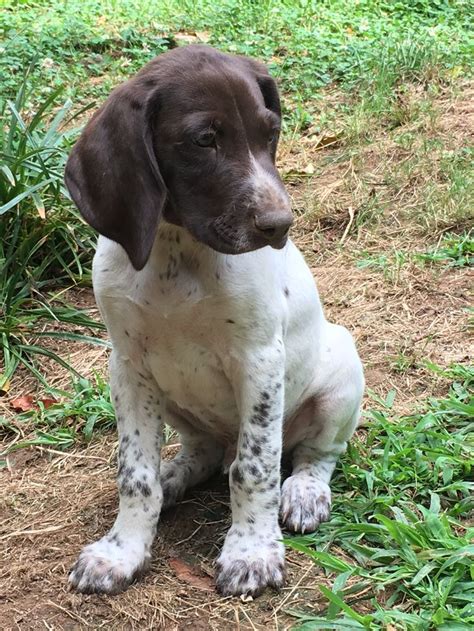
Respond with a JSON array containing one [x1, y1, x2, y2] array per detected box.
[[355, 231, 473, 282], [0, 74, 102, 389], [356, 250, 411, 283], [1, 374, 115, 454], [285, 364, 474, 630], [417, 232, 474, 268]]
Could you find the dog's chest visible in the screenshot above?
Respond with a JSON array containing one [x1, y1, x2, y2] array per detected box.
[[94, 228, 301, 436], [146, 334, 238, 431], [128, 302, 241, 435], [106, 249, 247, 434], [107, 299, 238, 435]]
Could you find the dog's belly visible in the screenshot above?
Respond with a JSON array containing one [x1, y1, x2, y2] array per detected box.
[[147, 343, 240, 438]]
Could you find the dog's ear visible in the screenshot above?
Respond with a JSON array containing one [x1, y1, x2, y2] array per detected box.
[[255, 74, 281, 119], [238, 56, 282, 120], [65, 80, 166, 270]]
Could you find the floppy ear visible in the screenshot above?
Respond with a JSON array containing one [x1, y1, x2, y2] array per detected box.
[[65, 81, 166, 270], [238, 56, 282, 119]]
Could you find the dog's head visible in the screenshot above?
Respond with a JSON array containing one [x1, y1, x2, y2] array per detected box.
[[65, 45, 292, 270]]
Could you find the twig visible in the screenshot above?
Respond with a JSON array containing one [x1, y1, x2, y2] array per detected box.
[[269, 563, 314, 619], [0, 524, 67, 541], [36, 446, 109, 462], [240, 606, 257, 630], [340, 206, 355, 244], [175, 523, 204, 546]]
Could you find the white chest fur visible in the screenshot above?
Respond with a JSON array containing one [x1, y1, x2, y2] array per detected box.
[[92, 224, 325, 440]]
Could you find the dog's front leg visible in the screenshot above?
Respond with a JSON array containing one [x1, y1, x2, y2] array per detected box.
[[69, 351, 163, 594], [216, 345, 286, 597]]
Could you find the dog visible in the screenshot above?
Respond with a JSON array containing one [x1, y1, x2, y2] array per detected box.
[[65, 45, 364, 598]]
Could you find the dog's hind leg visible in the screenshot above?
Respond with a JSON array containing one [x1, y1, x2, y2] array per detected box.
[[280, 323, 364, 533], [160, 424, 225, 509]]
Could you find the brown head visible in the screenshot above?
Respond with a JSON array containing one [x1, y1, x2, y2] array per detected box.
[[65, 45, 293, 270]]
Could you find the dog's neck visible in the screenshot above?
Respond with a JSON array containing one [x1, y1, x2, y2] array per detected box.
[[149, 221, 230, 278], [137, 220, 284, 311]]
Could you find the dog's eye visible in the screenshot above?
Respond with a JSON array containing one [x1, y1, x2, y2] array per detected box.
[[194, 131, 216, 148], [268, 130, 279, 144]]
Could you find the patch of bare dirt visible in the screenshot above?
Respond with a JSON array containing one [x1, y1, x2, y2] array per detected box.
[[1, 439, 330, 630], [280, 80, 474, 242]]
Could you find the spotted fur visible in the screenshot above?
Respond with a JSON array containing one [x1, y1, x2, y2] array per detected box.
[[66, 46, 365, 599], [68, 225, 364, 597]]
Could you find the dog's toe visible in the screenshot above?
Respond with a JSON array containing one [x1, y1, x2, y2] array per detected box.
[[68, 536, 149, 595], [215, 531, 286, 597], [160, 461, 188, 509], [280, 474, 331, 533]]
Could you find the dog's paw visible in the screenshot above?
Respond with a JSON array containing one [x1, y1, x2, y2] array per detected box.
[[215, 528, 286, 597], [280, 475, 331, 533], [68, 535, 149, 594], [160, 460, 188, 509]]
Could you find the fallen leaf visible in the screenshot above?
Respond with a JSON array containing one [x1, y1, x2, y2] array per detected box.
[[281, 163, 316, 179], [314, 134, 342, 149], [174, 33, 199, 44], [169, 557, 214, 591], [36, 204, 46, 219], [10, 394, 36, 412]]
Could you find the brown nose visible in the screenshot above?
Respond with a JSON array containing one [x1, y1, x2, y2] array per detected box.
[[254, 213, 293, 243]]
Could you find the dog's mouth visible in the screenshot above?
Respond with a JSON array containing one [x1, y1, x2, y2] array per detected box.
[[173, 209, 289, 256], [269, 231, 290, 250], [208, 223, 271, 255]]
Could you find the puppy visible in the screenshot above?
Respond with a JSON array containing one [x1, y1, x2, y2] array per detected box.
[[65, 45, 364, 597]]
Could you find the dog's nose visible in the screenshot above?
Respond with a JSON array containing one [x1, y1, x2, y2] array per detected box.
[[254, 213, 293, 243]]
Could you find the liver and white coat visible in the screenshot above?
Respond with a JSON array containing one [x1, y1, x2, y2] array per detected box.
[[65, 45, 364, 598]]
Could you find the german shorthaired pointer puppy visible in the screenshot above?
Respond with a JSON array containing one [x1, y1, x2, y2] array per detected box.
[[65, 45, 364, 598]]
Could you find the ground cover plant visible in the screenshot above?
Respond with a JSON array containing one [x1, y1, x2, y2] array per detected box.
[[1, 1, 472, 628], [287, 364, 474, 630]]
